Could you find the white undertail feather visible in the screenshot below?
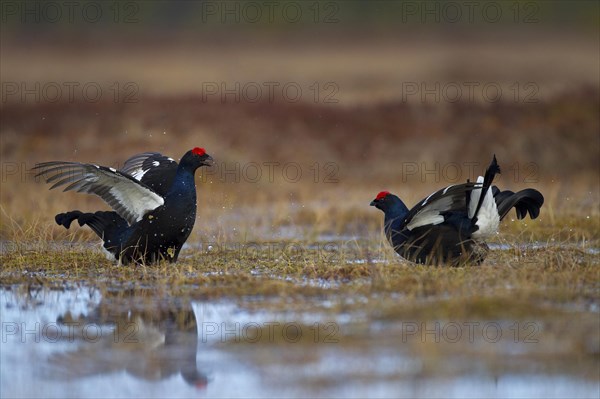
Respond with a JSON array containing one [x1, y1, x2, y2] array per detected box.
[[470, 176, 500, 238]]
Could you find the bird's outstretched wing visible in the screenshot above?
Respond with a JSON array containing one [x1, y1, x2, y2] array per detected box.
[[120, 152, 179, 197], [404, 156, 501, 235], [403, 182, 480, 231], [33, 162, 164, 225]]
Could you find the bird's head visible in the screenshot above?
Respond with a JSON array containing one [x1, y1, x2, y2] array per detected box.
[[182, 147, 214, 170], [370, 191, 401, 212]]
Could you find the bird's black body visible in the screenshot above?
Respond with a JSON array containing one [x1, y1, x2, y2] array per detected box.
[[375, 187, 485, 265], [371, 156, 544, 266], [34, 148, 213, 264]]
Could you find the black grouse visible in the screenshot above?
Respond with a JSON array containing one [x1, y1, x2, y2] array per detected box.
[[370, 156, 544, 265], [33, 147, 213, 264]]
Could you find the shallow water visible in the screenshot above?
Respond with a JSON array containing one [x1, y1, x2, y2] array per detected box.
[[1, 286, 598, 398]]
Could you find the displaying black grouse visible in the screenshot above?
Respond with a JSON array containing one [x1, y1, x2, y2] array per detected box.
[[33, 147, 213, 264], [370, 156, 544, 265]]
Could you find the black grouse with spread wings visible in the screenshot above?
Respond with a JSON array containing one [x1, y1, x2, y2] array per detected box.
[[33, 147, 213, 264]]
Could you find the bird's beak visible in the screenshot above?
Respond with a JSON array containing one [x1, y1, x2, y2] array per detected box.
[[203, 155, 214, 167], [369, 200, 377, 206]]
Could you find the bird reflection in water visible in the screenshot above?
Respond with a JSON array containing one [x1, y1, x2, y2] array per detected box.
[[42, 291, 208, 389]]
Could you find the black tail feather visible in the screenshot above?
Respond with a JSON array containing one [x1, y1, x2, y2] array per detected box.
[[55, 211, 84, 229], [472, 155, 501, 221], [55, 210, 128, 242], [492, 187, 544, 221]]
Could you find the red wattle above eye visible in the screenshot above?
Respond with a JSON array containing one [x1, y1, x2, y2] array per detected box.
[[192, 147, 206, 156]]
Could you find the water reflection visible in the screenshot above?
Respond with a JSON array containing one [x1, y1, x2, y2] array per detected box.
[[2, 286, 598, 398], [1, 287, 208, 398], [42, 290, 207, 388]]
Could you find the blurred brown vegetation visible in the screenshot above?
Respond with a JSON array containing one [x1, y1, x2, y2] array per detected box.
[[2, 88, 598, 242], [1, 1, 598, 242]]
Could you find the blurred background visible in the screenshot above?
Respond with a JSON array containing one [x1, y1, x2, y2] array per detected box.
[[1, 2, 599, 398], [1, 0, 598, 240]]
